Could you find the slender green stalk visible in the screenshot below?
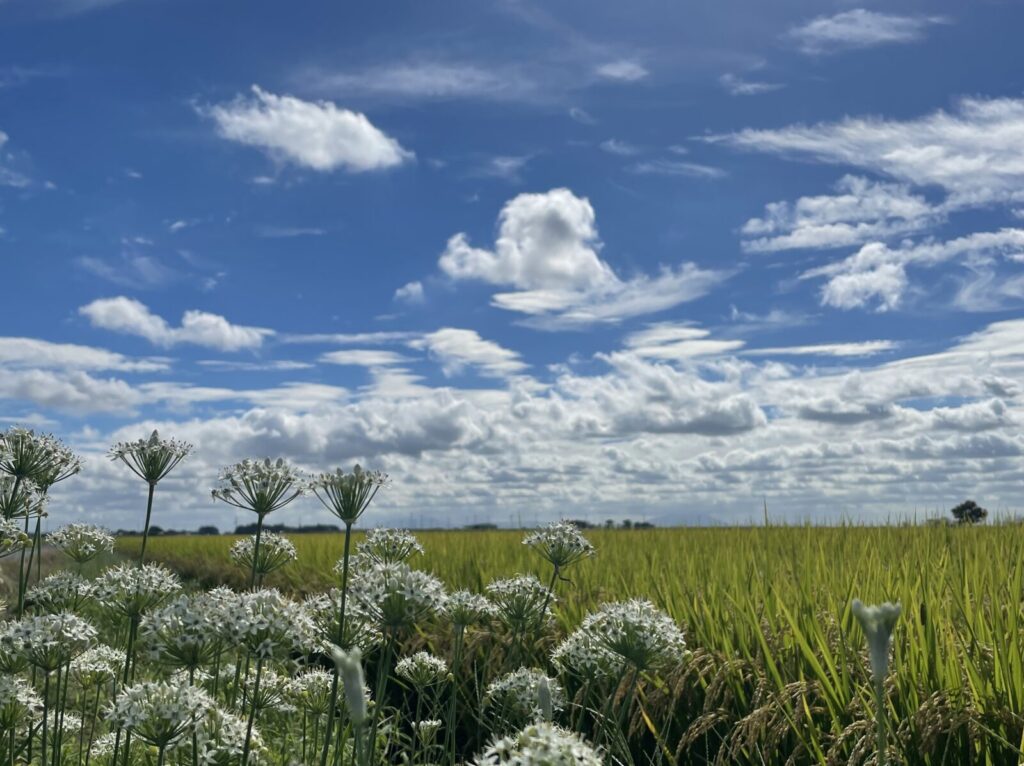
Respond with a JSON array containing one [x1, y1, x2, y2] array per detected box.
[[443, 626, 465, 766], [241, 657, 264, 766], [249, 513, 265, 589], [365, 632, 395, 766], [319, 522, 354, 766], [874, 676, 888, 766], [138, 482, 157, 565]]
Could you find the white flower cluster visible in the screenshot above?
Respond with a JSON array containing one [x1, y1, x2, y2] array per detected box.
[[552, 599, 686, 678], [229, 532, 298, 575], [485, 668, 566, 724], [223, 588, 316, 659], [308, 464, 388, 525], [474, 722, 602, 766], [26, 570, 95, 613], [47, 523, 115, 563], [445, 589, 497, 628], [0, 428, 81, 488], [486, 575, 555, 633], [523, 521, 595, 571], [395, 651, 449, 687], [94, 563, 182, 618], [412, 718, 441, 744], [106, 680, 212, 749], [303, 589, 382, 653], [0, 674, 43, 731], [7, 612, 98, 671], [187, 706, 264, 765], [108, 430, 192, 485], [0, 517, 30, 558], [351, 527, 424, 567], [287, 667, 335, 715], [0, 475, 45, 519], [349, 561, 447, 631], [70, 645, 125, 687], [211, 458, 304, 516], [140, 592, 227, 670]]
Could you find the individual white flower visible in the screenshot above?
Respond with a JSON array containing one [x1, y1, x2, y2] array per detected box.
[[445, 590, 497, 629], [523, 521, 595, 571], [473, 722, 602, 766], [106, 680, 212, 749], [552, 599, 686, 678], [303, 590, 382, 653], [308, 465, 388, 526], [852, 599, 902, 682], [486, 575, 555, 633], [0, 517, 30, 559], [108, 430, 192, 485], [9, 612, 97, 671], [94, 563, 182, 618], [287, 668, 335, 716], [229, 532, 297, 577], [224, 588, 316, 659], [140, 592, 228, 670], [351, 528, 424, 567], [395, 651, 448, 688], [486, 668, 566, 724], [211, 458, 304, 518], [349, 561, 446, 631], [47, 523, 115, 563], [0, 675, 43, 732], [26, 570, 95, 613], [71, 645, 126, 687]]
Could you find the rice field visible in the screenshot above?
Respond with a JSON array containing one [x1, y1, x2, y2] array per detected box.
[[131, 523, 1024, 764]]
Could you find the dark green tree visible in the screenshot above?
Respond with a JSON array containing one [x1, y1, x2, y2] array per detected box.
[[950, 500, 988, 524]]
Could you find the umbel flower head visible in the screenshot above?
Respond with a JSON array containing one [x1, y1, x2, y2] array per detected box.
[[852, 599, 902, 682], [395, 651, 449, 688], [185, 706, 265, 766], [224, 588, 316, 659], [474, 722, 602, 766], [552, 599, 686, 678], [287, 668, 335, 716], [349, 560, 447, 631], [94, 562, 182, 618], [523, 521, 595, 571], [309, 464, 388, 526], [47, 523, 115, 563], [10, 612, 98, 671], [351, 527, 424, 567], [485, 668, 566, 725], [140, 592, 228, 670], [109, 430, 193, 485], [486, 575, 555, 633], [0, 428, 82, 488], [26, 570, 95, 613], [0, 675, 43, 732], [0, 475, 45, 519], [304, 589, 382, 653], [0, 517, 30, 558], [71, 645, 126, 687], [107, 680, 212, 749], [211, 458, 304, 517], [230, 532, 297, 577], [445, 589, 497, 629]]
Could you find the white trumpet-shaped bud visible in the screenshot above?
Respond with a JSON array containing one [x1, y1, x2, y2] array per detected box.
[[852, 599, 901, 682], [330, 646, 368, 727]]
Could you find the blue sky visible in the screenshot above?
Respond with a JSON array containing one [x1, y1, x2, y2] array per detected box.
[[2, 0, 1024, 529]]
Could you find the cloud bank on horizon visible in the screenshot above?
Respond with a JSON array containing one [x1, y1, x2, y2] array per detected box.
[[1, 0, 1023, 528]]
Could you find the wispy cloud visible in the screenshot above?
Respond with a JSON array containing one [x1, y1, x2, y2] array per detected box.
[[786, 9, 948, 55]]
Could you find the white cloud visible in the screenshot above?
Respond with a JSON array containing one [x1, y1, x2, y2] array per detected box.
[[595, 60, 648, 82], [718, 73, 784, 96], [568, 107, 597, 125], [630, 159, 725, 179], [708, 97, 1024, 207], [304, 62, 534, 103], [599, 139, 641, 156], [624, 324, 746, 359], [476, 155, 531, 181], [741, 176, 941, 252], [786, 9, 946, 55], [803, 229, 1024, 311], [0, 337, 168, 372], [201, 85, 413, 173], [743, 341, 897, 357], [0, 130, 32, 188], [319, 349, 410, 367], [394, 280, 425, 304], [437, 188, 728, 328], [77, 254, 179, 289], [79, 296, 274, 351], [408, 328, 527, 378], [282, 331, 419, 345]]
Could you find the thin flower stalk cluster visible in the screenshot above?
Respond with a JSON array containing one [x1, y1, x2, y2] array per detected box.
[[47, 523, 115, 563], [229, 532, 297, 580], [485, 668, 566, 727]]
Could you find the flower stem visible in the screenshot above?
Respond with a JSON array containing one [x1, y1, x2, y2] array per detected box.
[[138, 482, 156, 565], [443, 626, 464, 766], [319, 522, 354, 766], [874, 676, 888, 766], [241, 657, 264, 766]]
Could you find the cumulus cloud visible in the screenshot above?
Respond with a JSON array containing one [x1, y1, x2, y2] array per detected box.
[[408, 328, 527, 378], [437, 188, 728, 328], [394, 280, 425, 304], [709, 97, 1024, 207], [786, 9, 946, 55], [79, 296, 274, 351], [201, 85, 413, 172], [595, 60, 648, 82], [741, 176, 941, 253]]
